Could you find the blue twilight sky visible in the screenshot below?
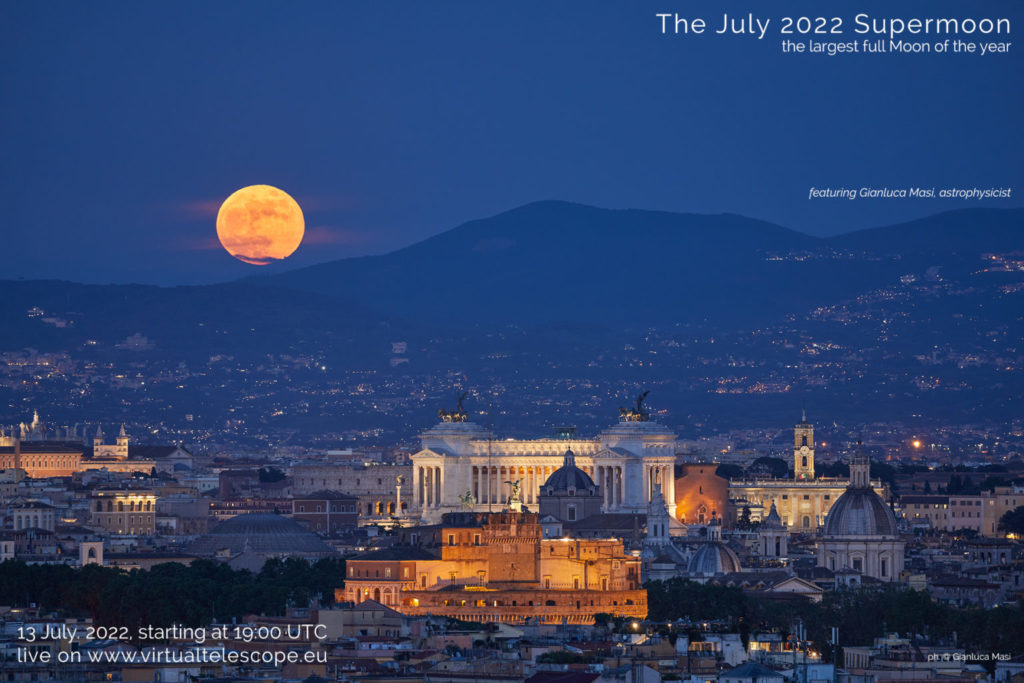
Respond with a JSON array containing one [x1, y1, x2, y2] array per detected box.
[[2, 1, 1021, 285]]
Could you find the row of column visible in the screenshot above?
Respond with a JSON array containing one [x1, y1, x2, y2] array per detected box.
[[597, 466, 624, 508], [415, 465, 443, 509], [470, 464, 595, 505], [413, 460, 675, 511]]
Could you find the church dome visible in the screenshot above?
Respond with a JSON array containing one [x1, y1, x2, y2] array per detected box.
[[542, 448, 597, 494], [687, 541, 742, 577], [187, 513, 335, 557], [822, 489, 897, 537]]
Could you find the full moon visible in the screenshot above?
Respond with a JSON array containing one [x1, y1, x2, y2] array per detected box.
[[216, 185, 305, 265]]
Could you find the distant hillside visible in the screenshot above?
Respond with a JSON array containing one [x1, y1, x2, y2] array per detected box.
[[828, 208, 1023, 254], [0, 202, 1020, 440], [255, 201, 1024, 327], [0, 280, 397, 362]]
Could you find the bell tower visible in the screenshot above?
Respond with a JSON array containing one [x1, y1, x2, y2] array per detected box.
[[793, 410, 815, 480]]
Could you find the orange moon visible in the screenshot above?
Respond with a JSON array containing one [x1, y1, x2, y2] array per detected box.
[[216, 185, 305, 265]]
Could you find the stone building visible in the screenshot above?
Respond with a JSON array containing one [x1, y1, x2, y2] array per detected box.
[[537, 447, 604, 523], [291, 462, 412, 522], [0, 441, 82, 478], [291, 490, 359, 535], [338, 510, 646, 624], [410, 396, 676, 523], [817, 451, 905, 581], [674, 463, 730, 525], [186, 512, 336, 570], [89, 489, 158, 536], [12, 501, 56, 531], [757, 502, 788, 559], [687, 515, 743, 582], [729, 416, 884, 530]]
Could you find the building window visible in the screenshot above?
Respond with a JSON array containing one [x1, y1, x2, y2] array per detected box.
[[474, 534, 481, 545], [567, 505, 577, 521], [448, 534, 455, 546], [385, 568, 391, 578]]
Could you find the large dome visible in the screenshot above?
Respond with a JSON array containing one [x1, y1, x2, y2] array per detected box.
[[823, 489, 897, 537], [542, 448, 597, 493], [688, 542, 742, 577], [187, 513, 335, 557]]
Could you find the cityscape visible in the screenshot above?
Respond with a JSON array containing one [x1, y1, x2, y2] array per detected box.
[[3, 2, 1023, 683]]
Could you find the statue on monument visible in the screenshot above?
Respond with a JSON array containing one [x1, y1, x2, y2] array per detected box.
[[458, 490, 476, 509], [505, 478, 523, 511], [619, 390, 650, 422], [438, 391, 470, 423]]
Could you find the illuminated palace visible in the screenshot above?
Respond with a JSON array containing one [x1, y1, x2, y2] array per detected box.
[[0, 413, 162, 477], [728, 415, 885, 530], [338, 510, 646, 624], [410, 394, 676, 523]]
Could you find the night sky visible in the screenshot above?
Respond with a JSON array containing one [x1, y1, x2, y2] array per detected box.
[[2, 1, 1021, 285]]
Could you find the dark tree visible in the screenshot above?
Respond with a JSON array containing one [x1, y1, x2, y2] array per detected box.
[[997, 506, 1024, 535]]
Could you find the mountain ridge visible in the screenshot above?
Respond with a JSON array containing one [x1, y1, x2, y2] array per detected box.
[[250, 201, 1023, 327]]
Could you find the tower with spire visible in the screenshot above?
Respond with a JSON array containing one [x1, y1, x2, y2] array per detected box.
[[645, 483, 671, 545], [758, 501, 788, 559], [793, 410, 815, 480]]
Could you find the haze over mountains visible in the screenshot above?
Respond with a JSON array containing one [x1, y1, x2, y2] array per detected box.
[[1, 202, 1021, 442]]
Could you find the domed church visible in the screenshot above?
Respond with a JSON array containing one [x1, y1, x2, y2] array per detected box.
[[687, 514, 742, 582], [817, 448, 904, 582], [538, 447, 604, 522]]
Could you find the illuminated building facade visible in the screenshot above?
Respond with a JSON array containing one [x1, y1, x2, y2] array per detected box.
[[0, 441, 82, 478], [338, 511, 646, 624], [674, 463, 730, 525], [817, 452, 905, 581], [729, 417, 884, 530], [410, 400, 676, 523], [89, 490, 158, 535]]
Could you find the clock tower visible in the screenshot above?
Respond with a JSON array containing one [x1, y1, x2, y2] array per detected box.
[[793, 411, 815, 480]]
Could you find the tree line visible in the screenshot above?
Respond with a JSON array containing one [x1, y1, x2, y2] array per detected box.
[[0, 557, 345, 634]]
